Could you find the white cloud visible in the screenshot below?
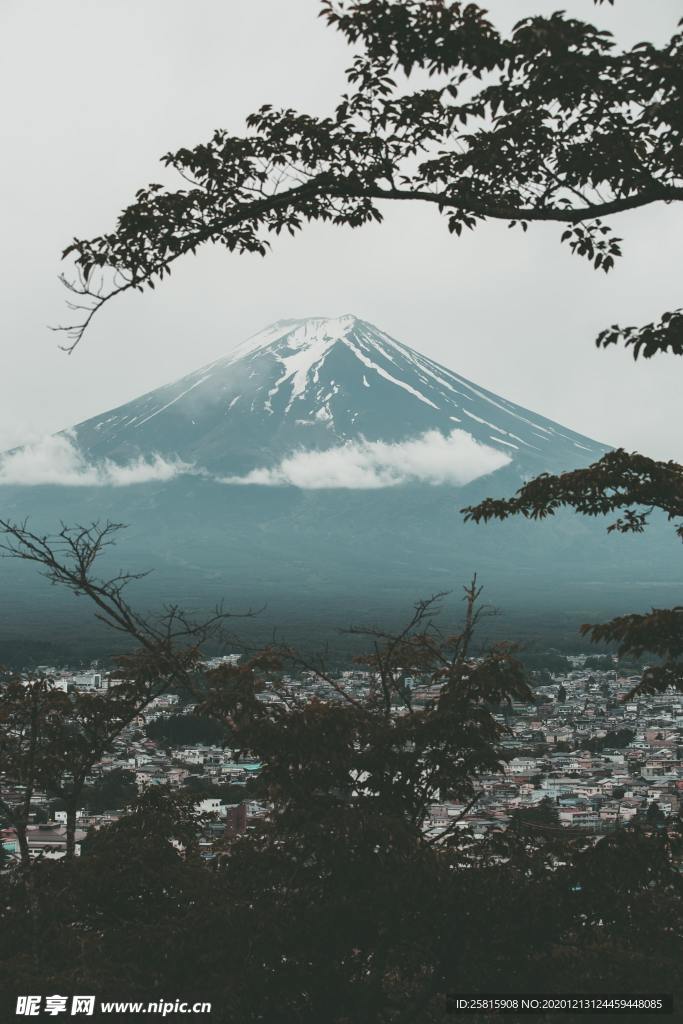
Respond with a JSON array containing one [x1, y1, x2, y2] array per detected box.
[[220, 429, 511, 489], [0, 433, 193, 486], [0, 429, 511, 490]]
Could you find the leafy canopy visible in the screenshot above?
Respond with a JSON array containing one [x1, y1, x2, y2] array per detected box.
[[57, 0, 682, 356], [463, 448, 683, 694]]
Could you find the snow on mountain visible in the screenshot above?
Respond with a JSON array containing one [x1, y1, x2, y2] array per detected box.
[[2, 315, 678, 663], [69, 314, 608, 485]]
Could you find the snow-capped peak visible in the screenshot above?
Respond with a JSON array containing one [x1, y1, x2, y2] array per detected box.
[[225, 314, 360, 366], [218, 315, 392, 414], [68, 314, 608, 480]]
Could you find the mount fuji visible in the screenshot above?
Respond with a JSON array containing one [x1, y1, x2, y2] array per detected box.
[[68, 313, 604, 481], [0, 315, 677, 661]]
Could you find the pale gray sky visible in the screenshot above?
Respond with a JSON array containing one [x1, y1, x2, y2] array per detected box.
[[1, 0, 681, 458]]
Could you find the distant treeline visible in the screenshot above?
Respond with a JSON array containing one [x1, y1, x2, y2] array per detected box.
[[145, 714, 230, 747]]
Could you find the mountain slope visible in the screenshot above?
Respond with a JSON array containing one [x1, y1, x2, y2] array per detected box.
[[1, 315, 676, 662], [70, 314, 607, 480]]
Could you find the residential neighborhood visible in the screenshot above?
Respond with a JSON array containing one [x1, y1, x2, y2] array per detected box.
[[2, 654, 681, 863]]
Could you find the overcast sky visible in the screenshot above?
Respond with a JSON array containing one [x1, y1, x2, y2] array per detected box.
[[1, 0, 681, 460]]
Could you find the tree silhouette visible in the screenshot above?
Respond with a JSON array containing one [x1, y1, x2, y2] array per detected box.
[[83, 769, 138, 815], [0, 518, 242, 858], [463, 451, 683, 694], [56, 2, 681, 355], [1, 524, 682, 1018], [509, 795, 560, 834], [645, 800, 666, 827]]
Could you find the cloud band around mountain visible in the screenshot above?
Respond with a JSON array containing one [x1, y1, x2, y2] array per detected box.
[[0, 429, 510, 490], [0, 433, 192, 487], [220, 429, 511, 489]]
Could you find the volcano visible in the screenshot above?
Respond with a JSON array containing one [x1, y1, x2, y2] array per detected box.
[[69, 313, 605, 479], [0, 315, 677, 662]]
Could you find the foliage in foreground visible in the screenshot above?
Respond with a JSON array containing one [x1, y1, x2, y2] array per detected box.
[[0, 524, 681, 1021], [1, 773, 681, 1023], [463, 449, 683, 694], [58, 1, 682, 360]]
